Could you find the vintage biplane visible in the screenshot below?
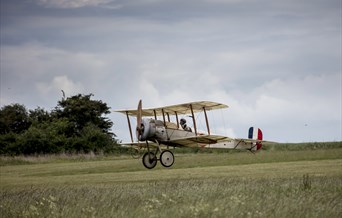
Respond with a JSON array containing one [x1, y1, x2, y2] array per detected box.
[[115, 100, 264, 169]]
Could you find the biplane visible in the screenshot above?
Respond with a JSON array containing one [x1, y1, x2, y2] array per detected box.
[[115, 100, 264, 169]]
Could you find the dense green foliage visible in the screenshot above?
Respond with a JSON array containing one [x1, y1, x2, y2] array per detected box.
[[0, 104, 31, 134], [0, 94, 118, 155]]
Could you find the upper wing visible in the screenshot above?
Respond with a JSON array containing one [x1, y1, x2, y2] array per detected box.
[[166, 134, 231, 147], [114, 101, 228, 117]]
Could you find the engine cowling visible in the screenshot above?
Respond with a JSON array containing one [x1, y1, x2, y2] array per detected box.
[[138, 118, 156, 141]]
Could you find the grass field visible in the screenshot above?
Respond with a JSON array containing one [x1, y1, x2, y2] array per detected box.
[[1, 143, 341, 217]]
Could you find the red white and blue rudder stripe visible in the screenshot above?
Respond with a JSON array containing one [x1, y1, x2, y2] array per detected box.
[[248, 127, 263, 150]]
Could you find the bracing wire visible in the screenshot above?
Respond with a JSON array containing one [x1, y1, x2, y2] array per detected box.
[[220, 108, 228, 137], [209, 109, 216, 135]]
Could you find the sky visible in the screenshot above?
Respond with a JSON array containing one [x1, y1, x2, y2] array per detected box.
[[1, 0, 341, 143]]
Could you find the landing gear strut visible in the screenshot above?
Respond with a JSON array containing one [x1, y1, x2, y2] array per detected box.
[[141, 141, 174, 169]]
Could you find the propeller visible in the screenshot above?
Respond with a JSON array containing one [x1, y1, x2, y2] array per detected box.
[[136, 99, 143, 141]]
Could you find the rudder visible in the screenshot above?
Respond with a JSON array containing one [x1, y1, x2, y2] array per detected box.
[[248, 127, 263, 150]]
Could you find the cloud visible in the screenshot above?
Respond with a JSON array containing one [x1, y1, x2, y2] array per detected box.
[[223, 73, 341, 141], [0, 43, 110, 108], [36, 75, 85, 97], [1, 0, 340, 142], [35, 0, 116, 8]]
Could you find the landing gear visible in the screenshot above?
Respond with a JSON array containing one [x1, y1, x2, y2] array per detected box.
[[141, 141, 175, 169], [142, 150, 175, 169], [142, 152, 157, 169], [160, 150, 174, 167], [141, 140, 175, 169], [130, 145, 145, 159]]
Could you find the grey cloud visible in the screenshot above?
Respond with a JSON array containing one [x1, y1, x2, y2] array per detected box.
[[34, 0, 117, 9], [1, 0, 340, 142]]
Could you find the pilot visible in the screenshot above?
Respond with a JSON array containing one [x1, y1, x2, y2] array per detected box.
[[180, 118, 192, 132]]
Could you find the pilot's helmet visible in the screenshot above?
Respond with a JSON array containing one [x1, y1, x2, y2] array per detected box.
[[180, 118, 186, 125]]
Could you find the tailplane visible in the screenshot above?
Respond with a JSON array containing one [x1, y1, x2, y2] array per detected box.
[[248, 127, 263, 151]]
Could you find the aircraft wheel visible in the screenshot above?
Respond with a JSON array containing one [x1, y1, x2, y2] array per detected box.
[[131, 147, 143, 159], [142, 152, 157, 169], [160, 150, 174, 167]]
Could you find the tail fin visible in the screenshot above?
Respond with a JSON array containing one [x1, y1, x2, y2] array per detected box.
[[248, 127, 263, 151]]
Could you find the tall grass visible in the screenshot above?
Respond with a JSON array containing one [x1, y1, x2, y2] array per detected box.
[[1, 143, 341, 217], [263, 141, 342, 151], [0, 151, 132, 166], [1, 176, 341, 218]]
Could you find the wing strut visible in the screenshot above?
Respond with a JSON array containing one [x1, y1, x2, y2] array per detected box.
[[161, 108, 166, 126], [153, 110, 157, 120], [190, 104, 198, 135], [203, 107, 210, 135], [125, 111, 134, 143], [175, 111, 179, 128]]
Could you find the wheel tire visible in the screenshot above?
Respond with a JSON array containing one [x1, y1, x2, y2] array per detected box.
[[142, 152, 157, 169], [160, 150, 174, 167], [131, 147, 143, 159]]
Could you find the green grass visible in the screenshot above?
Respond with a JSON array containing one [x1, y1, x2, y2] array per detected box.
[[1, 144, 341, 217]]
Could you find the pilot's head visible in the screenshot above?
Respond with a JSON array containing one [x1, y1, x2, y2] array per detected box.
[[180, 118, 186, 125]]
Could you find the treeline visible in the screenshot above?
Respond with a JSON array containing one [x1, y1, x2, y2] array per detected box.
[[0, 94, 120, 155]]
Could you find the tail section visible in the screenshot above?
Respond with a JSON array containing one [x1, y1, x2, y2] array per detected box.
[[204, 127, 264, 151], [248, 127, 263, 151]]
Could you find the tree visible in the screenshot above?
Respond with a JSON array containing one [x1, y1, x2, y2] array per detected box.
[[15, 118, 73, 154], [53, 94, 113, 135], [0, 94, 119, 155], [68, 124, 114, 153], [0, 104, 31, 134], [29, 107, 52, 124]]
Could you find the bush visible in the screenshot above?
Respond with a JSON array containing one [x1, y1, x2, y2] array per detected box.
[[0, 132, 18, 155], [0, 94, 118, 155]]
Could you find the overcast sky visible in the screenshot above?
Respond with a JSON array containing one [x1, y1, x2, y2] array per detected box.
[[1, 0, 341, 143]]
